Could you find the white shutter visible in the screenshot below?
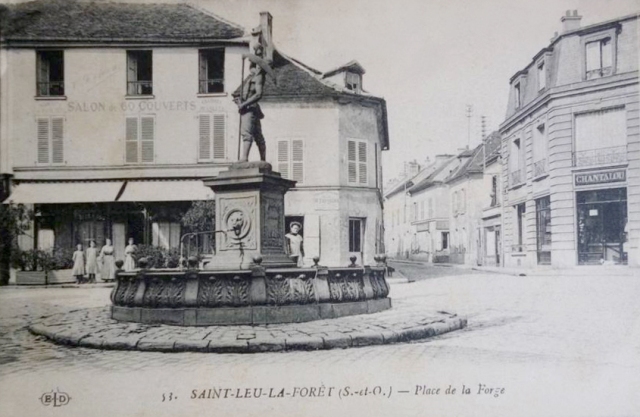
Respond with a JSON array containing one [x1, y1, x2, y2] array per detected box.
[[140, 116, 154, 163], [358, 141, 367, 184], [51, 117, 64, 163], [291, 139, 304, 183], [198, 51, 207, 93], [37, 118, 49, 164], [212, 114, 226, 159], [125, 117, 138, 163], [602, 39, 612, 68], [277, 140, 289, 179], [347, 140, 357, 183], [198, 114, 211, 160]]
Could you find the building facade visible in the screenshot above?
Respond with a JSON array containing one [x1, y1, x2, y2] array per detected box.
[[499, 11, 639, 268], [0, 1, 388, 271], [479, 133, 503, 267]]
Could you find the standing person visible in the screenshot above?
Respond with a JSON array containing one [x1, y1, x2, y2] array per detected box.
[[85, 240, 98, 283], [285, 222, 304, 267], [99, 238, 116, 282], [123, 238, 137, 272], [72, 244, 86, 284]]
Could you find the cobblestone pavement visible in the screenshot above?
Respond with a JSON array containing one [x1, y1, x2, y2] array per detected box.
[[2, 273, 640, 417]]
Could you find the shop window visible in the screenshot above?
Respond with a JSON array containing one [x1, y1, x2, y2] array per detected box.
[[125, 116, 155, 163], [198, 48, 225, 94], [574, 107, 626, 167], [198, 113, 226, 160], [536, 197, 551, 265], [36, 50, 64, 96], [277, 139, 304, 183], [36, 117, 64, 164], [127, 50, 153, 95]]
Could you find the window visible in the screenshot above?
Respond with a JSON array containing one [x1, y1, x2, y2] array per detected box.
[[515, 203, 526, 252], [277, 139, 304, 183], [345, 72, 361, 92], [537, 61, 546, 90], [199, 49, 225, 94], [585, 38, 612, 79], [532, 123, 548, 177], [514, 83, 521, 109], [509, 137, 525, 186], [36, 117, 64, 164], [152, 222, 181, 249], [349, 218, 364, 253], [198, 113, 226, 160], [490, 175, 498, 207], [125, 116, 155, 163], [127, 50, 153, 95], [441, 232, 449, 250], [347, 139, 368, 185], [36, 50, 64, 96], [574, 107, 626, 167]]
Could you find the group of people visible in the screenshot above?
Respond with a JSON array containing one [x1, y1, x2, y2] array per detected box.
[[71, 238, 137, 284]]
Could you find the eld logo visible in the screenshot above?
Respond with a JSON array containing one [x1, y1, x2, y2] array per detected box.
[[40, 389, 71, 407]]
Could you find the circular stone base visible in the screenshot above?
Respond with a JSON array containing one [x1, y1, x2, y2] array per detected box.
[[29, 306, 467, 353], [112, 298, 392, 326]]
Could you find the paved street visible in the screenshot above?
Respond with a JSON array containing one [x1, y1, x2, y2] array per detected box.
[[1, 269, 640, 417]]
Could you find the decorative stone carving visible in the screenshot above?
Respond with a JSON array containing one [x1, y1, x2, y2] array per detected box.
[[369, 268, 389, 299], [142, 277, 186, 308], [265, 272, 315, 305], [261, 194, 285, 251], [328, 270, 366, 302], [197, 274, 251, 307], [219, 196, 257, 251]]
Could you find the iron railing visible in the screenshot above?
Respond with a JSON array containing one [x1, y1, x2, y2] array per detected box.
[[37, 81, 65, 96], [510, 169, 524, 187], [127, 81, 153, 96], [533, 158, 548, 178], [574, 145, 627, 167], [199, 78, 224, 94]]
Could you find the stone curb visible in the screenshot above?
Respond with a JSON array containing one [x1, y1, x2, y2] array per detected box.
[[28, 316, 467, 354]]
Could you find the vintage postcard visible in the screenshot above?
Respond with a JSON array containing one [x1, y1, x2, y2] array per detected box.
[[0, 0, 639, 416]]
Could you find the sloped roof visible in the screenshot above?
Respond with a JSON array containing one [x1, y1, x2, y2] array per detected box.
[[445, 144, 484, 184], [483, 131, 502, 163], [0, 0, 245, 42], [322, 60, 366, 78], [406, 156, 457, 194]]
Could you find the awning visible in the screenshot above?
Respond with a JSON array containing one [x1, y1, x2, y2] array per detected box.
[[3, 181, 125, 204], [116, 180, 214, 202]]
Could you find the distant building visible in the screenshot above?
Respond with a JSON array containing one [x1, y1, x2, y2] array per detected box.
[[499, 11, 639, 268], [479, 132, 503, 267]]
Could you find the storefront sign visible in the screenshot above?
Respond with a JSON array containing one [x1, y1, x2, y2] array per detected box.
[[575, 170, 626, 186]]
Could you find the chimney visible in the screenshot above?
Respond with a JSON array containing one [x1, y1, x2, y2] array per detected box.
[[561, 10, 582, 33], [259, 11, 274, 62]]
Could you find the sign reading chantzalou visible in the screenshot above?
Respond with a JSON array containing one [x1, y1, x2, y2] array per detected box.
[[574, 169, 626, 186]]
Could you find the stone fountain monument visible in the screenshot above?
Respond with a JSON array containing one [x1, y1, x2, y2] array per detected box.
[[109, 12, 391, 326]]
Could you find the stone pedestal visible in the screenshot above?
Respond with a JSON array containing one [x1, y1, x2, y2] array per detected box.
[[203, 162, 297, 270]]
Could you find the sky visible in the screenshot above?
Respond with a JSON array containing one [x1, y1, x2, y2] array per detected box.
[[185, 0, 638, 179], [7, 0, 638, 179]]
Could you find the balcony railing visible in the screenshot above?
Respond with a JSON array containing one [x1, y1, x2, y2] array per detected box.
[[533, 158, 548, 178], [37, 81, 65, 96], [574, 145, 627, 167], [511, 244, 526, 253], [199, 79, 224, 94], [509, 169, 524, 187], [127, 81, 153, 96]]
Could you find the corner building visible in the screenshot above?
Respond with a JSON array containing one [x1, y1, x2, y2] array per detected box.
[[500, 11, 639, 268]]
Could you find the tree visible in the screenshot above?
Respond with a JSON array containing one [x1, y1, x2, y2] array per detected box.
[[181, 200, 216, 233], [0, 204, 33, 285]]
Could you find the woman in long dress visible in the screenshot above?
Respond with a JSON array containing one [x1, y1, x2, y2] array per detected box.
[[99, 239, 116, 282], [72, 244, 86, 284], [85, 240, 98, 283], [123, 238, 137, 272]]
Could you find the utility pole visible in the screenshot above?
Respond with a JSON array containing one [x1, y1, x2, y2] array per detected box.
[[465, 105, 473, 150]]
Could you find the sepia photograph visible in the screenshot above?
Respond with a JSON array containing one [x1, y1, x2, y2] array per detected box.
[[0, 0, 639, 416]]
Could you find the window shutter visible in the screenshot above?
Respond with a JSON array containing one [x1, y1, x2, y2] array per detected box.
[[601, 39, 612, 68], [37, 53, 49, 96], [291, 139, 304, 183], [358, 141, 367, 184], [125, 117, 138, 163], [212, 114, 226, 159], [37, 118, 49, 163], [198, 51, 207, 93], [277, 140, 289, 179], [585, 41, 600, 71], [198, 114, 211, 160], [127, 52, 138, 95], [51, 117, 64, 163], [140, 116, 154, 163], [347, 140, 357, 183]]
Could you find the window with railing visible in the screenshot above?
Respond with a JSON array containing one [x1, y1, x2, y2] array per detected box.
[[36, 50, 64, 96], [510, 169, 524, 187], [199, 49, 225, 94], [585, 38, 612, 80], [509, 137, 525, 187], [574, 108, 627, 167], [127, 50, 153, 96], [532, 123, 548, 178]]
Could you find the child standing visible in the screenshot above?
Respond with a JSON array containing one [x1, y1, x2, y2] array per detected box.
[[285, 222, 304, 267], [72, 244, 86, 284], [85, 240, 98, 283]]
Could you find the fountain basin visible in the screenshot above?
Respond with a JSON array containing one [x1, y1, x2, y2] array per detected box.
[[111, 265, 390, 326]]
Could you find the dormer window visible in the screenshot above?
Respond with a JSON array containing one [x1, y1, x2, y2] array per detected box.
[[514, 82, 521, 109], [585, 38, 612, 79], [537, 61, 546, 90], [345, 71, 361, 92]]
